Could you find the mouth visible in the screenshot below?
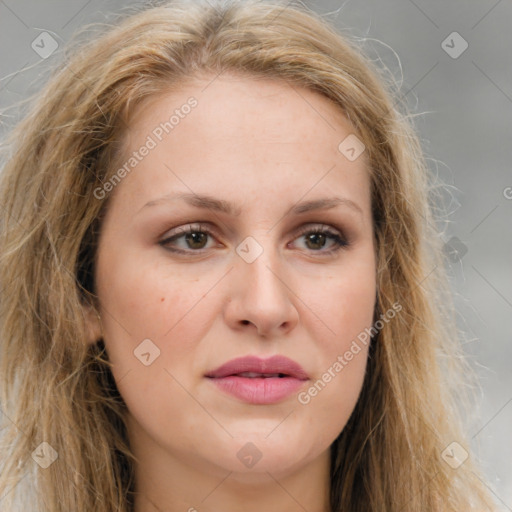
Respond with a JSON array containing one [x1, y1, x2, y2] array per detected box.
[[233, 372, 289, 378], [205, 355, 309, 404], [205, 355, 309, 380]]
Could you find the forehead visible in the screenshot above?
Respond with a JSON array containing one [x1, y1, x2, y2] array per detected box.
[[127, 73, 355, 149], [109, 73, 370, 218]]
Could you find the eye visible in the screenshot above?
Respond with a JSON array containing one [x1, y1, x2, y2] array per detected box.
[[159, 223, 216, 253], [158, 223, 349, 255], [290, 224, 349, 255]]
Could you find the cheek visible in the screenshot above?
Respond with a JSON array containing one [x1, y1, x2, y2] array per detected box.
[[296, 285, 373, 448], [94, 253, 216, 421], [337, 280, 376, 345], [96, 250, 211, 338], [306, 256, 376, 352], [297, 256, 375, 422], [95, 249, 224, 393]]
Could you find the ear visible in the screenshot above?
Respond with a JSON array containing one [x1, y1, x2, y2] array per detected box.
[[82, 304, 103, 346]]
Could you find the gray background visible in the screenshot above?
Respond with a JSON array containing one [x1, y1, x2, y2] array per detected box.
[[0, 0, 510, 509]]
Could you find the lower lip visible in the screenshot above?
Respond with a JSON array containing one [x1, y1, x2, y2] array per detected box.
[[207, 376, 307, 404]]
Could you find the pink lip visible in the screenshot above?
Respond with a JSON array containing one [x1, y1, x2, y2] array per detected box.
[[205, 355, 309, 405]]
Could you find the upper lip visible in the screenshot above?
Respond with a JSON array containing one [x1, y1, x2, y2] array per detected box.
[[205, 355, 309, 380]]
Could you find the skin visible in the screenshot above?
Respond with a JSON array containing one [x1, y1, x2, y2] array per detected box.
[[85, 73, 376, 512]]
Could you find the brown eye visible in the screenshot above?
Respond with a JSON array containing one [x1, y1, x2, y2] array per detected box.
[[183, 231, 208, 249], [159, 224, 216, 253], [304, 231, 328, 250], [292, 225, 349, 254], [159, 223, 349, 256]]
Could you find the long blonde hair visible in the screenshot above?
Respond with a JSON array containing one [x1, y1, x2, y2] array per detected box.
[[0, 0, 496, 510]]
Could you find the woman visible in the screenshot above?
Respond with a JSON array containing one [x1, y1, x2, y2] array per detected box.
[[0, 0, 497, 510]]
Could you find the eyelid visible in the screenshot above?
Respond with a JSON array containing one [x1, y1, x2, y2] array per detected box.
[[159, 221, 343, 244], [159, 221, 350, 255], [160, 221, 219, 242], [158, 222, 220, 252]]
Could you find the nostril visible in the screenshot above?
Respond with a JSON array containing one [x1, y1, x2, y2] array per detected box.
[[241, 320, 250, 325]]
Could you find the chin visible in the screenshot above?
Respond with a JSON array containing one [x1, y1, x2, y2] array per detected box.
[[207, 435, 320, 479], [223, 454, 307, 482]]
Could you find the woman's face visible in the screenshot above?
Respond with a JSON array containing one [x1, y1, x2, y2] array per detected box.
[[89, 74, 376, 484]]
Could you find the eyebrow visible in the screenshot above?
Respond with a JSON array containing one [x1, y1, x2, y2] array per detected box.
[[138, 192, 363, 217]]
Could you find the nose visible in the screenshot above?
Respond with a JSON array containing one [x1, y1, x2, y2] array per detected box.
[[223, 241, 299, 338]]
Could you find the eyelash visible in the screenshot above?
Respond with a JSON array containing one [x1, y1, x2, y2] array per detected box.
[[158, 223, 349, 256]]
